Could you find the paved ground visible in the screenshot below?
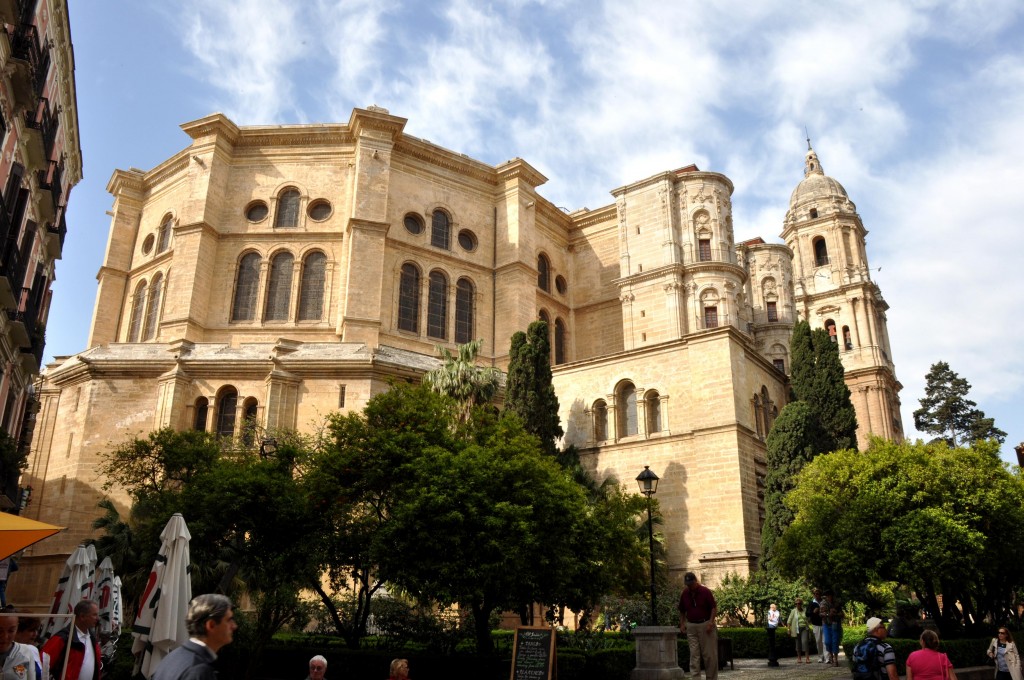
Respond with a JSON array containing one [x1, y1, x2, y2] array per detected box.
[[715, 654, 851, 679]]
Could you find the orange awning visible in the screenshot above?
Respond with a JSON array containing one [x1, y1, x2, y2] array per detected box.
[[0, 513, 64, 560]]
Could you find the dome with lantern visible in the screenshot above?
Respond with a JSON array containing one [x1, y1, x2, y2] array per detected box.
[[787, 146, 856, 220]]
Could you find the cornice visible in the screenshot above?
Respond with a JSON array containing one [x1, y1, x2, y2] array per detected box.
[[611, 170, 676, 197], [495, 158, 547, 188], [348, 218, 390, 235], [611, 263, 685, 287], [394, 135, 497, 186], [106, 169, 145, 196], [236, 125, 353, 148], [143, 155, 191, 191], [180, 113, 241, 145], [676, 170, 735, 195], [348, 106, 408, 139], [569, 204, 617, 231]]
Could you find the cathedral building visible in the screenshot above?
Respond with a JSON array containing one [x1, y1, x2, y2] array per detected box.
[[13, 106, 901, 605]]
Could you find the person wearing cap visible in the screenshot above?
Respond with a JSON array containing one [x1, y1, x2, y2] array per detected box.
[[677, 572, 718, 680], [862, 617, 898, 680]]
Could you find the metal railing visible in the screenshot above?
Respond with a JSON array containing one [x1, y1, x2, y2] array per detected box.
[[9, 23, 40, 71], [684, 243, 739, 266], [0, 236, 24, 291], [38, 159, 61, 212]]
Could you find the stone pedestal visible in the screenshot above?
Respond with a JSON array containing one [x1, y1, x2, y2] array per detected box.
[[631, 626, 686, 680]]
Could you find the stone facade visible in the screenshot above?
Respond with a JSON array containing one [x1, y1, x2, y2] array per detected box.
[[0, 0, 82, 510], [12, 107, 900, 606]]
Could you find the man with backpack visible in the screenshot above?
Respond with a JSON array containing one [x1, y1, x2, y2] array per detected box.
[[851, 617, 898, 680]]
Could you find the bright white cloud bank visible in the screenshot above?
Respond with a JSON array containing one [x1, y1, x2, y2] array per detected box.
[[170, 0, 1024, 451]]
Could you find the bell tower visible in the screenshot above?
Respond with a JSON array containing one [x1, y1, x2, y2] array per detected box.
[[781, 143, 903, 446]]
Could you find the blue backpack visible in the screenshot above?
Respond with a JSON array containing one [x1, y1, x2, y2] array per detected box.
[[851, 636, 880, 680]]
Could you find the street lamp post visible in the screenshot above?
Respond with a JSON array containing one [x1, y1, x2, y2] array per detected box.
[[636, 465, 660, 625]]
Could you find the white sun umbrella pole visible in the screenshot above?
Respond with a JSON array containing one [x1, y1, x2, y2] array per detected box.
[[96, 557, 118, 655], [41, 545, 92, 641], [131, 513, 192, 680], [84, 544, 98, 599]]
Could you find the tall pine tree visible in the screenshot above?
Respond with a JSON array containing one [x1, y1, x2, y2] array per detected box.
[[505, 321, 563, 457], [913, 361, 1006, 446]]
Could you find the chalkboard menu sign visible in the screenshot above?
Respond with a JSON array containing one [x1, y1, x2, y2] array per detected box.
[[510, 626, 556, 680]]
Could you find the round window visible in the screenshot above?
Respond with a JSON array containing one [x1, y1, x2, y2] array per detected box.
[[308, 199, 332, 221], [457, 229, 477, 252], [142, 234, 155, 255], [555, 275, 567, 295], [404, 213, 425, 235], [245, 201, 269, 222]]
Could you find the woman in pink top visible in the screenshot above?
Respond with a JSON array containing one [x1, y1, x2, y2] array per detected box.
[[906, 629, 957, 680]]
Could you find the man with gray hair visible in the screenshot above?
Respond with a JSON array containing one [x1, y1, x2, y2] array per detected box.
[[152, 595, 236, 680], [306, 655, 326, 680]]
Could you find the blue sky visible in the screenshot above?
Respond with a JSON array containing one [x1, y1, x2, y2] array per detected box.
[[60, 1, 1023, 457]]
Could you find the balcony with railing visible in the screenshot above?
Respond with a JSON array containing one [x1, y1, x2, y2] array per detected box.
[[0, 235, 25, 312], [37, 159, 61, 221], [0, 200, 16, 309], [683, 242, 740, 267], [7, 23, 41, 109], [44, 206, 66, 259], [21, 96, 51, 170], [0, 0, 34, 30], [5, 287, 33, 349]]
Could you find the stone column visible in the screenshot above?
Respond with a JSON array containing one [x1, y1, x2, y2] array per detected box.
[[632, 627, 685, 680]]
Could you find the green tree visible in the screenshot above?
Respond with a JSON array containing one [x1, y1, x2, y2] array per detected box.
[[505, 321, 563, 457], [423, 339, 501, 425], [761, 322, 857, 565], [913, 361, 1007, 446], [305, 383, 457, 647], [97, 429, 318, 677], [774, 437, 1024, 632], [375, 410, 604, 653]]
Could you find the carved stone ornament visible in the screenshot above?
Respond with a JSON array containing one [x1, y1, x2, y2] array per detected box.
[[620, 292, 635, 303]]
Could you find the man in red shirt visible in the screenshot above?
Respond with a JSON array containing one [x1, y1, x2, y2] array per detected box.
[[40, 601, 101, 680], [678, 572, 718, 680]]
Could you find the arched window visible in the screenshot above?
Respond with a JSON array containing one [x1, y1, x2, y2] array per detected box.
[[813, 237, 829, 267], [298, 252, 326, 321], [216, 388, 238, 437], [554, 318, 566, 365], [193, 397, 208, 431], [275, 188, 300, 228], [538, 309, 549, 325], [241, 397, 259, 447], [617, 382, 638, 437], [593, 400, 608, 442], [264, 252, 294, 321], [427, 270, 448, 339], [157, 216, 173, 253], [825, 318, 837, 343], [397, 263, 420, 332], [537, 253, 551, 292], [842, 325, 853, 350], [128, 281, 147, 341], [231, 252, 261, 321], [455, 278, 474, 344], [142, 273, 163, 341], [646, 390, 661, 433], [431, 210, 450, 249], [753, 393, 764, 438]]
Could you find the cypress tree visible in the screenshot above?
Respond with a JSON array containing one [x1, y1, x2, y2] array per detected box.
[[505, 321, 563, 457], [806, 329, 858, 451], [761, 401, 824, 562]]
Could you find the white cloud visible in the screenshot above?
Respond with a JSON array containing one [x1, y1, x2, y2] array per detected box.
[[176, 0, 309, 124]]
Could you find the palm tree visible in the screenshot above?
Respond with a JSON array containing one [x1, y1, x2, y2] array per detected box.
[[423, 339, 501, 424]]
